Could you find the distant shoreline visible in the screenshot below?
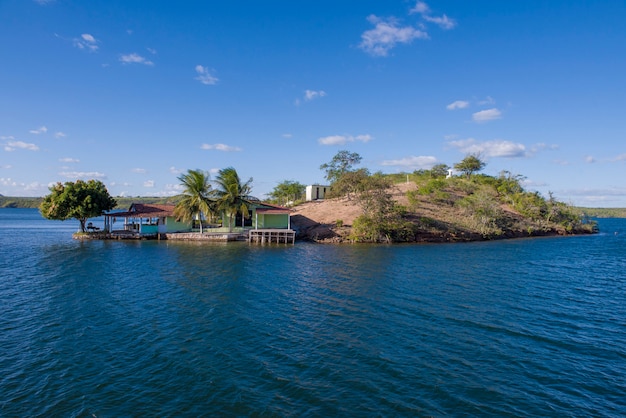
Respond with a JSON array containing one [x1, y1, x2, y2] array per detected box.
[[2, 196, 626, 218]]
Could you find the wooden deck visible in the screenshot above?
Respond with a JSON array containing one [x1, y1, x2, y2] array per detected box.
[[248, 229, 295, 244]]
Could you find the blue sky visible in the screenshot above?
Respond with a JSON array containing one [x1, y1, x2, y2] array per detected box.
[[1, 0, 625, 207]]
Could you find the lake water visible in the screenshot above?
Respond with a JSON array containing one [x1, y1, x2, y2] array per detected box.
[[1, 209, 625, 417]]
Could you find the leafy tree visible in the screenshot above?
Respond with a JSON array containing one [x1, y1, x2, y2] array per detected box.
[[268, 180, 305, 206], [39, 179, 116, 232], [430, 163, 450, 178], [454, 154, 486, 178], [213, 167, 253, 232], [329, 168, 370, 200], [174, 169, 215, 233], [320, 150, 362, 184]]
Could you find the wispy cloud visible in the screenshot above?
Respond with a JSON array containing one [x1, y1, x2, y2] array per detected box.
[[147, 47, 157, 55], [143, 180, 155, 188], [304, 90, 327, 101], [318, 134, 373, 146], [132, 168, 147, 174], [359, 15, 428, 57], [410, 1, 429, 14], [478, 96, 496, 105], [5, 141, 39, 152], [446, 100, 469, 110], [34, 0, 55, 5], [201, 143, 242, 152], [281, 133, 293, 139], [381, 155, 438, 169], [59, 157, 79, 163], [54, 131, 66, 138], [119, 53, 154, 66], [410, 1, 457, 30], [74, 33, 99, 52], [448, 138, 526, 158], [1, 164, 12, 169], [195, 65, 218, 85], [612, 153, 626, 162], [29, 126, 48, 135], [472, 108, 502, 123], [59, 171, 106, 179], [169, 166, 183, 175], [423, 14, 456, 30]]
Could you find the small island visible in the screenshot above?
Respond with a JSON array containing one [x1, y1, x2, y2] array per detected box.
[[33, 151, 598, 244]]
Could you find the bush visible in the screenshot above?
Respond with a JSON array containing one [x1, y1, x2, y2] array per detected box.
[[418, 178, 447, 195]]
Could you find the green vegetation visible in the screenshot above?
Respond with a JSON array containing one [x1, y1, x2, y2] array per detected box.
[[320, 150, 362, 184], [173, 169, 215, 233], [454, 153, 486, 178], [39, 180, 117, 232], [213, 167, 254, 232], [573, 207, 626, 218], [267, 180, 305, 206], [314, 151, 599, 243]]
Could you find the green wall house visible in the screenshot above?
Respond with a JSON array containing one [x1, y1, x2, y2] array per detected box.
[[220, 201, 292, 231], [104, 203, 191, 235]]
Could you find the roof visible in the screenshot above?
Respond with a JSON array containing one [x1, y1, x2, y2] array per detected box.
[[106, 203, 177, 218], [251, 201, 292, 213], [255, 208, 291, 214]]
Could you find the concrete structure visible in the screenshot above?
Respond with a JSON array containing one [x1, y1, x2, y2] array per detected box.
[[306, 184, 330, 201]]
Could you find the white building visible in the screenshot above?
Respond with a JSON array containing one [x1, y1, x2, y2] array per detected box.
[[306, 184, 330, 201]]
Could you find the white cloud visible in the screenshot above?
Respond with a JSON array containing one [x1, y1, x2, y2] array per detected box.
[[410, 1, 429, 14], [446, 100, 469, 110], [410, 1, 456, 29], [472, 108, 502, 122], [585, 156, 596, 163], [200, 143, 242, 152], [132, 168, 147, 174], [5, 141, 39, 151], [59, 171, 106, 179], [143, 180, 155, 188], [147, 47, 157, 55], [359, 15, 428, 57], [318, 134, 373, 146], [0, 177, 17, 186], [74, 33, 99, 52], [34, 0, 54, 4], [159, 183, 184, 195], [169, 166, 183, 175], [612, 154, 626, 162], [478, 96, 496, 105], [448, 138, 527, 158], [195, 65, 218, 85], [55, 132, 66, 138], [59, 157, 79, 163], [282, 133, 293, 139], [1, 164, 12, 169], [531, 143, 559, 152], [381, 155, 438, 169], [423, 14, 456, 30], [304, 90, 327, 101], [29, 126, 48, 134], [1, 135, 15, 140], [119, 53, 154, 66]]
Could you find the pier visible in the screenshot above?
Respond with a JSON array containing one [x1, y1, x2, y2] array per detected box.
[[248, 229, 295, 244]]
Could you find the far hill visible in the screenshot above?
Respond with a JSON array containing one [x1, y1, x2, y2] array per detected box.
[[0, 195, 180, 209]]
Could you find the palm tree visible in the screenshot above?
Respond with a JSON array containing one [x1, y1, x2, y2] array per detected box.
[[174, 169, 214, 233], [213, 167, 253, 232]]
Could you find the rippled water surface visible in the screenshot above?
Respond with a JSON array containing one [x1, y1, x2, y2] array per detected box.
[[1, 209, 625, 416]]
